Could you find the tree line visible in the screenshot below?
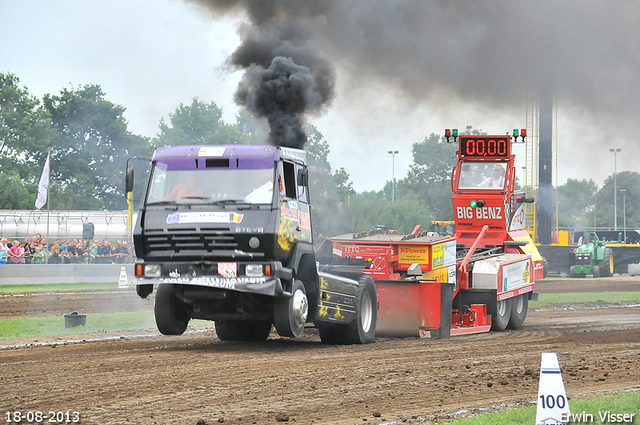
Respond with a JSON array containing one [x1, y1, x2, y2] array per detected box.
[[1, 72, 638, 237]]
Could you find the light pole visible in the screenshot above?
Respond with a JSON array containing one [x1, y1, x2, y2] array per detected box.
[[609, 148, 621, 230], [620, 189, 627, 244], [594, 194, 597, 232], [388, 150, 398, 203]]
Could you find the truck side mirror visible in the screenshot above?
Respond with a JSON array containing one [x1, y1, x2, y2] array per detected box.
[[514, 196, 535, 204], [297, 168, 309, 186], [125, 167, 134, 193]]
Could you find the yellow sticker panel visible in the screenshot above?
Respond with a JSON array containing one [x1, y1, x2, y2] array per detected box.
[[398, 245, 430, 265], [422, 267, 449, 283], [432, 243, 444, 269]]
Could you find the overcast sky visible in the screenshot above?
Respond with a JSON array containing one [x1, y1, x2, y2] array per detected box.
[[2, 0, 638, 193]]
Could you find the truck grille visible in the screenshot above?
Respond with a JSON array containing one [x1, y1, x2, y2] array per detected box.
[[143, 228, 238, 255]]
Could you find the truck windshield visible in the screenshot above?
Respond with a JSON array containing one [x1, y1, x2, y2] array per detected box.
[[146, 165, 275, 205], [457, 161, 508, 190]]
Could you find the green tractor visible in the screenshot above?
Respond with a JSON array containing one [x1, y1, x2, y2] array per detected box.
[[570, 232, 614, 278]]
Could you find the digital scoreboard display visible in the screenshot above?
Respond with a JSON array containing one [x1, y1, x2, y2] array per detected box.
[[460, 136, 510, 158]]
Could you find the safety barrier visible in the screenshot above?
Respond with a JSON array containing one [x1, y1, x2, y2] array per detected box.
[[0, 264, 135, 285]]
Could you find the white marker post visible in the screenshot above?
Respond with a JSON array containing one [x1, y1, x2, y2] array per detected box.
[[118, 266, 129, 289], [535, 352, 571, 425]]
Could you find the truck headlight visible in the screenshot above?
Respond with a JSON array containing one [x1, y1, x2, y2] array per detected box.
[[245, 264, 263, 277], [144, 264, 162, 277]]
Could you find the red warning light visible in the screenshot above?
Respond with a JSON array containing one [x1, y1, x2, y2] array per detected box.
[[521, 129, 527, 137], [445, 129, 452, 137]]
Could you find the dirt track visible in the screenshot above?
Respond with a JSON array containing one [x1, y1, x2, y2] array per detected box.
[[1, 278, 639, 425]]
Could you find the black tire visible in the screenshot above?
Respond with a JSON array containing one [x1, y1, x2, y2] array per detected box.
[[490, 298, 511, 331], [318, 274, 377, 345], [600, 248, 613, 277], [592, 265, 601, 278], [316, 322, 342, 344], [507, 294, 528, 329], [273, 280, 308, 338], [215, 319, 272, 342], [569, 266, 577, 278], [154, 284, 189, 335]]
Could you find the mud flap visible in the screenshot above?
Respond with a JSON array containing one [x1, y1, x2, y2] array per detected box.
[[137, 284, 153, 299], [431, 281, 453, 339]]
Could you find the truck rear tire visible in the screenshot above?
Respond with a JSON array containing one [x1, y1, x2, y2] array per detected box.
[[154, 284, 190, 335], [215, 320, 272, 342], [507, 294, 528, 329], [273, 280, 308, 338], [490, 298, 511, 331], [318, 274, 377, 345]]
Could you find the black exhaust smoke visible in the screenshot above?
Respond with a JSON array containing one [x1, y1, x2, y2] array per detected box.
[[191, 0, 335, 148], [232, 36, 334, 148], [190, 1, 640, 161]]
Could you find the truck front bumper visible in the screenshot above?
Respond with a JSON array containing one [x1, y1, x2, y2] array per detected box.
[[132, 260, 293, 297], [135, 275, 283, 296]]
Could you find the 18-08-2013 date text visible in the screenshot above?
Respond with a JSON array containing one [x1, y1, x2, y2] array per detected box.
[[5, 411, 80, 424]]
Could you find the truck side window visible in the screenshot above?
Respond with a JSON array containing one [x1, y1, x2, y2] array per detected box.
[[283, 161, 297, 199], [296, 164, 308, 203]]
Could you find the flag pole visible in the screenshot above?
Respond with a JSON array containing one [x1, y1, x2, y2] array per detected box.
[[35, 150, 51, 262], [46, 150, 51, 251]]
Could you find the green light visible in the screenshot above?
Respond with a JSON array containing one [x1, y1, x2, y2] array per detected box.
[[470, 200, 477, 208], [513, 129, 519, 136], [452, 129, 458, 136]]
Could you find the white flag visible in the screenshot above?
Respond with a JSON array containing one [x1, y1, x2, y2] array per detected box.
[[35, 153, 50, 209]]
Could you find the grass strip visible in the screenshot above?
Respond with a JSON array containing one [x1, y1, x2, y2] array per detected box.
[[0, 283, 121, 293], [0, 311, 214, 341], [530, 292, 640, 306], [0, 311, 157, 340], [449, 391, 639, 424]]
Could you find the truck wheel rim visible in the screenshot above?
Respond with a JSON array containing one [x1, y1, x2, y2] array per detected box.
[[498, 300, 508, 317], [292, 289, 309, 328], [360, 292, 373, 333], [514, 296, 524, 314]]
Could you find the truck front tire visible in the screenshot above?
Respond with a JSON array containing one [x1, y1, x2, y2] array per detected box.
[[154, 284, 190, 335], [273, 280, 308, 338]]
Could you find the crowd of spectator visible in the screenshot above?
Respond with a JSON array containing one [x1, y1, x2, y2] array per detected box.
[[0, 234, 133, 264]]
